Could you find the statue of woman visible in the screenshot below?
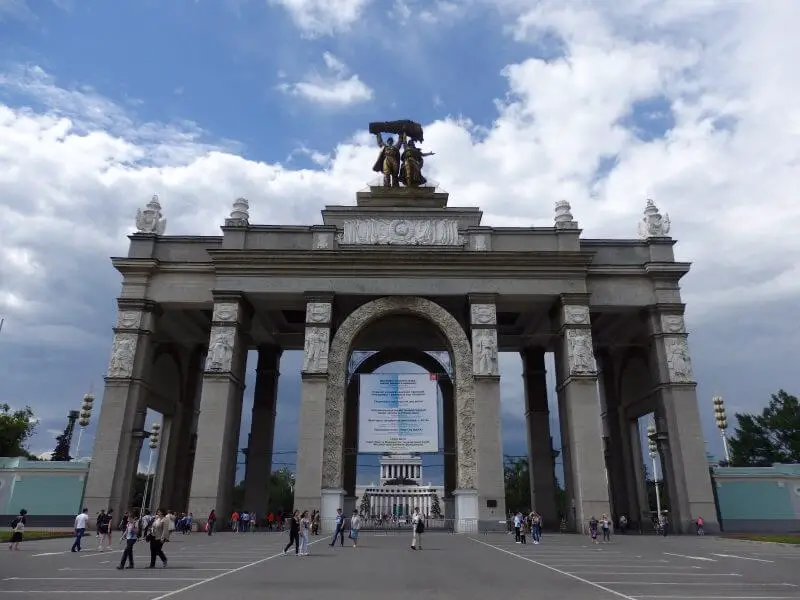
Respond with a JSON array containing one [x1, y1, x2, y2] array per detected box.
[[398, 136, 435, 187]]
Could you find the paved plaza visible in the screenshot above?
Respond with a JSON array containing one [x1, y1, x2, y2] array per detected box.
[[2, 531, 799, 599]]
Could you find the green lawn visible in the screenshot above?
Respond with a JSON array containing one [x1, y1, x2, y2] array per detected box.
[[724, 533, 800, 544], [1, 530, 72, 543]]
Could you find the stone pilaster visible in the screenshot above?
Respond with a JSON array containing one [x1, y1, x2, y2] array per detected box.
[[83, 300, 160, 519], [646, 306, 718, 533], [293, 294, 334, 524], [469, 295, 506, 523], [187, 296, 250, 525], [243, 345, 282, 513], [521, 347, 559, 527], [554, 295, 611, 532]]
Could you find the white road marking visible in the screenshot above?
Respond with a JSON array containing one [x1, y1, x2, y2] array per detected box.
[[59, 568, 229, 572], [3, 578, 205, 581], [149, 538, 326, 600], [594, 582, 796, 587], [575, 573, 741, 577], [31, 551, 70, 557], [469, 537, 638, 600], [664, 552, 716, 562], [0, 592, 169, 595], [636, 597, 798, 599], [712, 553, 775, 563]]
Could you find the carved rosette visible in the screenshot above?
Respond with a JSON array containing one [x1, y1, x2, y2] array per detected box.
[[565, 328, 597, 376], [664, 336, 694, 383], [212, 302, 239, 323], [306, 302, 332, 325], [660, 314, 686, 334], [107, 333, 139, 378], [470, 304, 497, 326], [323, 296, 476, 490], [115, 311, 143, 330], [563, 305, 590, 326], [472, 328, 499, 376], [312, 232, 331, 250]]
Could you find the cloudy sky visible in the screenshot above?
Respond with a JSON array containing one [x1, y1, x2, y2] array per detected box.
[[1, 0, 798, 486]]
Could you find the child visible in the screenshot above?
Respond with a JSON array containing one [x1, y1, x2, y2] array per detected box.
[[8, 512, 26, 551], [519, 517, 528, 544]]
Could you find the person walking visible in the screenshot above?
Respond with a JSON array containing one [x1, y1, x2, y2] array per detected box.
[[71, 508, 89, 552], [411, 507, 424, 550], [146, 509, 168, 569], [206, 509, 216, 536], [8, 510, 27, 551], [329, 508, 345, 547], [116, 511, 139, 569], [283, 510, 300, 555], [349, 510, 361, 548], [299, 510, 311, 556], [588, 516, 599, 544], [97, 509, 113, 551], [601, 514, 611, 542]]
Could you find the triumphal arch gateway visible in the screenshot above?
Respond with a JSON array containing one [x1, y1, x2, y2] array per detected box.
[[83, 135, 717, 533]]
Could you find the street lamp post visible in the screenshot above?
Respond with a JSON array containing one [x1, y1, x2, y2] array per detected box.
[[647, 420, 663, 521], [73, 392, 94, 460], [140, 423, 161, 514], [713, 395, 731, 463]]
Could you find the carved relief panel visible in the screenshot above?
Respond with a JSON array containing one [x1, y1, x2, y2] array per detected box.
[[306, 302, 332, 325], [664, 336, 694, 383], [470, 303, 497, 326], [472, 328, 499, 376], [107, 333, 138, 378], [212, 303, 239, 323], [563, 305, 590, 326], [303, 326, 330, 373], [565, 328, 597, 376], [205, 327, 236, 372], [115, 311, 142, 330]]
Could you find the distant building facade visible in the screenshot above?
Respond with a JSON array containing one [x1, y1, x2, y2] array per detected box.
[[714, 464, 800, 532], [355, 454, 445, 518], [0, 457, 89, 526]]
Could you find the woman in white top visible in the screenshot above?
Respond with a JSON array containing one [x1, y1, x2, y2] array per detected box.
[[349, 510, 362, 548], [411, 507, 424, 550], [299, 510, 310, 556]]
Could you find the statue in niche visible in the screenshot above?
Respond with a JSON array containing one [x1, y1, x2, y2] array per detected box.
[[303, 327, 329, 372], [108, 335, 136, 377], [207, 329, 234, 371]]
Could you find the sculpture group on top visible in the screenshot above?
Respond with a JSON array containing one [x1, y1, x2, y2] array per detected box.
[[370, 120, 435, 188]]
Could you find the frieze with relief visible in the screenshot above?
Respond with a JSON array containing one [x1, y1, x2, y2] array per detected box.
[[337, 218, 464, 246]]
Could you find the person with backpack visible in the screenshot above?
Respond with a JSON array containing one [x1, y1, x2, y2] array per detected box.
[[411, 506, 424, 550], [8, 509, 27, 551]]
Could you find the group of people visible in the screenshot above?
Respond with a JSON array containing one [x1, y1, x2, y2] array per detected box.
[[511, 511, 544, 545]]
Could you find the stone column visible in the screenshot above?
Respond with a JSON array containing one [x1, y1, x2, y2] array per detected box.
[[84, 300, 160, 519], [521, 347, 559, 527], [554, 296, 611, 532], [647, 308, 718, 533], [243, 345, 282, 513], [469, 297, 506, 523], [597, 352, 631, 522], [293, 295, 334, 526], [187, 297, 250, 524]]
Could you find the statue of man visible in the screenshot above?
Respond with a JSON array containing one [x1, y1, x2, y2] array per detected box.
[[372, 133, 402, 187]]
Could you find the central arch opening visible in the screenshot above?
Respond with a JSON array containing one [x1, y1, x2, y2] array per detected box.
[[343, 314, 457, 527]]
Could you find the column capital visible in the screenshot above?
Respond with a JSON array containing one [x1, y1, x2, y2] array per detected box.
[[116, 298, 161, 315], [304, 291, 335, 303], [467, 292, 497, 305], [559, 292, 591, 306]]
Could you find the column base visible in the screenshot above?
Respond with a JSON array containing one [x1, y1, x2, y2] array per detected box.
[[320, 488, 345, 534], [453, 489, 479, 533]]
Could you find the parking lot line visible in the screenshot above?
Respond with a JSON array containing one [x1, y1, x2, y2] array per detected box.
[[635, 596, 799, 599], [664, 552, 716, 562], [3, 578, 205, 581], [469, 537, 638, 600], [593, 583, 797, 587], [573, 573, 741, 577], [712, 553, 775, 563], [59, 568, 229, 571], [0, 592, 170, 595]]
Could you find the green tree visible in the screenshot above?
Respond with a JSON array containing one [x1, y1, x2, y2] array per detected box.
[[430, 492, 441, 517], [504, 456, 531, 513], [359, 493, 370, 515], [728, 390, 800, 466], [0, 404, 37, 458], [268, 468, 294, 513]]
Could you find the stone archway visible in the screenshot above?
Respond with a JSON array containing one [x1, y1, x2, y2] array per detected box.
[[322, 297, 476, 493]]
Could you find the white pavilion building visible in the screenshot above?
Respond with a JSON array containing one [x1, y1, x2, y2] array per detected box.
[[355, 454, 445, 518]]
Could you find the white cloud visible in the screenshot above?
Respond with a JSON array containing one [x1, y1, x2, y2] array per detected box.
[[269, 0, 371, 36], [1, 1, 799, 456], [277, 52, 373, 106]]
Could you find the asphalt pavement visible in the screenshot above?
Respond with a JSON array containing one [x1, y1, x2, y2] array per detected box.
[[1, 528, 799, 599]]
